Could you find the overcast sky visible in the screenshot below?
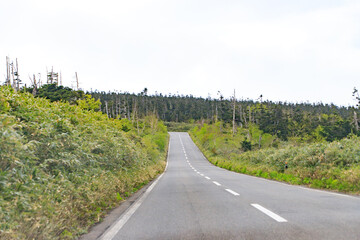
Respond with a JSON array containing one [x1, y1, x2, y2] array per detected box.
[[1, 0, 359, 106]]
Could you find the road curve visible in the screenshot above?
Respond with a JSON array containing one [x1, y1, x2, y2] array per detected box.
[[100, 132, 360, 240]]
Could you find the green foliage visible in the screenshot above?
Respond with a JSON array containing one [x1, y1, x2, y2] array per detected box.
[[25, 84, 85, 104], [165, 121, 200, 132], [191, 122, 360, 194], [77, 94, 101, 111], [0, 86, 169, 239], [241, 138, 252, 152]]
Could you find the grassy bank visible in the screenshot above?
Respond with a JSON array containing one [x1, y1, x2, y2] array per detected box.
[[0, 86, 169, 239], [164, 121, 200, 132], [190, 123, 360, 194]]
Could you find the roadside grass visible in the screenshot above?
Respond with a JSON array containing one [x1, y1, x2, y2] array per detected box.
[[0, 86, 169, 239], [164, 121, 200, 132], [190, 124, 360, 194]]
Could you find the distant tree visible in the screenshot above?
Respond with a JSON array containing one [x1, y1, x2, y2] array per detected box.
[[353, 88, 360, 108], [77, 94, 101, 111], [241, 138, 252, 151], [352, 88, 359, 132], [25, 84, 84, 104]]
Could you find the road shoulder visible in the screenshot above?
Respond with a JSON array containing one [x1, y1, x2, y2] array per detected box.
[[79, 176, 159, 240]]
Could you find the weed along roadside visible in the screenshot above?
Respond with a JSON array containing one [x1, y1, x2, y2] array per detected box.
[[189, 124, 360, 195], [0, 86, 169, 239]]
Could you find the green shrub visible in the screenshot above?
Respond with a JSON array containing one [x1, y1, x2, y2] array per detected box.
[[190, 122, 360, 194], [0, 86, 169, 239]]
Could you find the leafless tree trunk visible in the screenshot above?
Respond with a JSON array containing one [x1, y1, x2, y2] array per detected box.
[[215, 102, 218, 122], [259, 134, 262, 148], [105, 101, 109, 118], [29, 74, 38, 96], [232, 89, 236, 137], [238, 105, 243, 128], [6, 56, 10, 86], [354, 111, 359, 132], [75, 72, 79, 90]]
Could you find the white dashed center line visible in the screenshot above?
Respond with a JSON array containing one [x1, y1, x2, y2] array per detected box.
[[225, 189, 240, 196], [213, 181, 221, 186], [251, 204, 287, 223], [179, 133, 290, 224]]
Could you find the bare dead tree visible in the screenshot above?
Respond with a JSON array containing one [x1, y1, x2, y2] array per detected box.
[[354, 111, 359, 132], [105, 101, 109, 118], [232, 89, 236, 137], [5, 57, 21, 91], [75, 72, 79, 90], [14, 58, 21, 91], [5, 56, 10, 86], [29, 74, 40, 96], [238, 105, 243, 128]]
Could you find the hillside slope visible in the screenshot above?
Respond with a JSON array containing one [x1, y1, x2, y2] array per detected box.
[[0, 86, 168, 239], [190, 123, 360, 194]]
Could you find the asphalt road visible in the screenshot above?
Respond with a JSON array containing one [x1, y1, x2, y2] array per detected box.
[[100, 132, 360, 240]]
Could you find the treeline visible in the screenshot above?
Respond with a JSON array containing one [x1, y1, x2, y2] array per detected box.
[[21, 84, 360, 142], [90, 89, 360, 142]]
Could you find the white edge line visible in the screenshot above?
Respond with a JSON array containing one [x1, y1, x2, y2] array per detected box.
[[100, 135, 172, 240], [190, 134, 356, 200], [251, 204, 287, 223], [298, 186, 357, 199], [225, 189, 240, 196], [164, 139, 170, 171], [101, 173, 164, 240], [190, 134, 358, 200], [205, 176, 210, 180]]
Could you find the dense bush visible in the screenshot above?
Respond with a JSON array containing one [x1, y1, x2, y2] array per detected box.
[[191, 123, 360, 194], [24, 84, 85, 104], [0, 86, 169, 239]]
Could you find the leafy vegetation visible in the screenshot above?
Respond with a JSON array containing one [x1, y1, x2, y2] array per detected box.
[[164, 121, 200, 132], [24, 84, 85, 104], [0, 86, 168, 239], [3, 81, 359, 239], [190, 123, 360, 193]]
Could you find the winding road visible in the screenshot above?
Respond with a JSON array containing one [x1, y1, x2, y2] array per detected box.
[[99, 132, 360, 240]]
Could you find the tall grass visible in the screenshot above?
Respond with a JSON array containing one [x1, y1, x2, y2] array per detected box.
[[0, 86, 169, 239], [164, 121, 200, 132], [190, 123, 360, 194]]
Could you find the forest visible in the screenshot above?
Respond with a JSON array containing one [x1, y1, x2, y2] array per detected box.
[[89, 88, 359, 142]]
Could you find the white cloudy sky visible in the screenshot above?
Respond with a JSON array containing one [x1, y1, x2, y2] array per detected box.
[[1, 0, 359, 106]]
